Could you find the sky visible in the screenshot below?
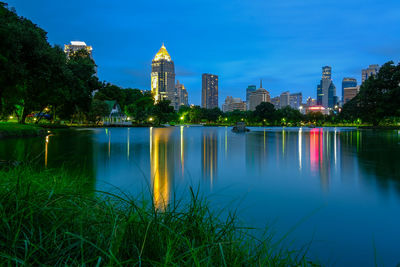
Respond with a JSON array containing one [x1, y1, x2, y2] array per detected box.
[[6, 0, 400, 106]]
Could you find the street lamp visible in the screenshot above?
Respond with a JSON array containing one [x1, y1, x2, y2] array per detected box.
[[180, 116, 184, 120], [149, 117, 153, 122]]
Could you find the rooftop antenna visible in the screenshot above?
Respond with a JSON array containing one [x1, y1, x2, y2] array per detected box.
[[260, 79, 263, 88]]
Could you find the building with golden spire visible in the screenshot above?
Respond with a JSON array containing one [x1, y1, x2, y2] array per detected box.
[[151, 44, 176, 108]]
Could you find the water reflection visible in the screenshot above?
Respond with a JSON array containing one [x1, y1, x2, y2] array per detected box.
[[202, 129, 218, 185], [150, 128, 175, 210]]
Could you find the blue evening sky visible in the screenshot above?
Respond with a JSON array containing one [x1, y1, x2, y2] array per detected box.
[[6, 0, 400, 106]]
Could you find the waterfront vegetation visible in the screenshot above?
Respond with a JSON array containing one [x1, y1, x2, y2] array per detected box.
[[1, 2, 400, 129], [0, 166, 315, 266], [0, 122, 45, 137]]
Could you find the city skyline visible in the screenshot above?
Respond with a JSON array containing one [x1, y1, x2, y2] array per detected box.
[[7, 0, 400, 105]]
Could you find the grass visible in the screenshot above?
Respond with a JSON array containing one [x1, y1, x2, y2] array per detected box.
[[0, 122, 46, 138], [0, 166, 316, 266]]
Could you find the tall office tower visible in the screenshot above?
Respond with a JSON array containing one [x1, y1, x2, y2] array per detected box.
[[202, 73, 218, 109], [280, 91, 290, 108], [289, 92, 302, 109], [362, 64, 380, 83], [317, 66, 336, 108], [342, 78, 357, 102], [64, 41, 93, 58], [175, 80, 188, 107], [222, 96, 246, 112], [343, 86, 360, 104], [151, 44, 176, 107], [246, 85, 257, 110], [248, 81, 270, 111]]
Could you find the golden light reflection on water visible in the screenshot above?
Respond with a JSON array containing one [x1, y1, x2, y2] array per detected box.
[[202, 131, 218, 187], [150, 128, 172, 210], [45, 135, 50, 167]]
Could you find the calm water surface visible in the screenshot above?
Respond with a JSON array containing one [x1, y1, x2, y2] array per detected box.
[[1, 126, 400, 266]]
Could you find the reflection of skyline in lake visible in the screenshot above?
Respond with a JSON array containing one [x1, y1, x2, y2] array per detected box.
[[2, 127, 400, 266]]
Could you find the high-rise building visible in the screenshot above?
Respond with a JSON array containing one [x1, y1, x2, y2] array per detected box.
[[317, 66, 337, 108], [175, 80, 189, 108], [246, 85, 257, 110], [271, 96, 280, 109], [306, 97, 317, 107], [289, 92, 302, 109], [151, 44, 176, 108], [280, 91, 290, 108], [64, 41, 93, 59], [362, 64, 380, 83], [248, 81, 270, 111], [342, 78, 357, 102], [343, 86, 360, 104], [222, 96, 246, 112], [202, 73, 218, 109]]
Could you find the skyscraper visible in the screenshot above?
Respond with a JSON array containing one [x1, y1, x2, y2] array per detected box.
[[151, 44, 176, 107], [342, 78, 357, 102], [246, 85, 257, 109], [64, 41, 93, 58], [175, 80, 189, 107], [202, 73, 218, 109], [317, 66, 337, 108], [280, 91, 290, 108], [289, 92, 302, 109], [362, 64, 380, 83]]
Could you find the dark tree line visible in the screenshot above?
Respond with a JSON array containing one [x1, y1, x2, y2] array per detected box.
[[0, 2, 99, 123], [341, 61, 400, 126]]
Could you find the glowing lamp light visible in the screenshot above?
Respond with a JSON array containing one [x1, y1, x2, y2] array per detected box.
[[180, 116, 184, 120], [241, 118, 244, 121], [225, 118, 228, 121], [127, 117, 130, 120], [263, 119, 266, 122], [9, 116, 13, 119], [149, 117, 153, 122]]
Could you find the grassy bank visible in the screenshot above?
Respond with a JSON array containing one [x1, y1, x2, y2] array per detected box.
[[0, 122, 46, 138], [0, 166, 314, 266]]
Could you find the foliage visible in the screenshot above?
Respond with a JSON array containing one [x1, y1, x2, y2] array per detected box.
[[88, 99, 110, 124], [0, 122, 45, 137], [0, 166, 314, 266], [341, 61, 400, 125]]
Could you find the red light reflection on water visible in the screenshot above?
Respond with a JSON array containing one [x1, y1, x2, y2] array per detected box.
[[310, 128, 323, 172]]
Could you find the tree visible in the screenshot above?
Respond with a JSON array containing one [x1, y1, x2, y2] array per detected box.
[[125, 94, 154, 124], [151, 100, 176, 124], [254, 102, 276, 123], [88, 99, 110, 124]]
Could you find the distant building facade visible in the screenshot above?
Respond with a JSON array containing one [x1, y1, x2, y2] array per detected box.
[[306, 97, 317, 107], [151, 44, 177, 108], [289, 92, 302, 109], [343, 86, 360, 104], [362, 64, 380, 83], [271, 96, 280, 109], [222, 96, 246, 112], [342, 78, 357, 102], [280, 91, 290, 108], [317, 66, 337, 108], [64, 41, 93, 58], [202, 73, 218, 109], [248, 82, 270, 111], [246, 85, 257, 110], [175, 80, 188, 108]]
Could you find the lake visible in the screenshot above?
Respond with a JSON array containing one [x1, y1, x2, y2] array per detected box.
[[1, 126, 400, 266]]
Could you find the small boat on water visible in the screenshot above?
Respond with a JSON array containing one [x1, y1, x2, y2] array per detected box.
[[232, 122, 250, 133]]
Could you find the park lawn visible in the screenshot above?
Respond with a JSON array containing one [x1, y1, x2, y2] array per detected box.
[[0, 122, 46, 138]]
